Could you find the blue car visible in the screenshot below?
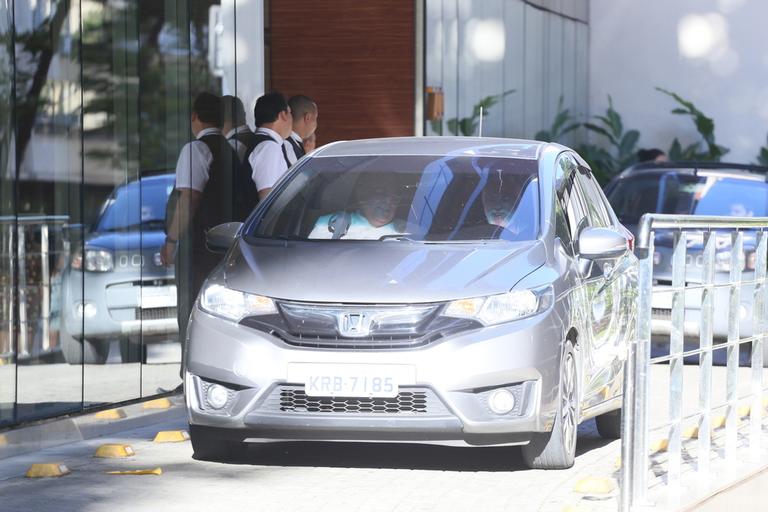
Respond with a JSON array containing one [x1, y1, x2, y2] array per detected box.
[[60, 173, 178, 364]]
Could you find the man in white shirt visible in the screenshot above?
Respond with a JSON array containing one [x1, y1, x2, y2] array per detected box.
[[221, 95, 253, 164], [160, 92, 237, 379], [248, 92, 293, 200], [222, 95, 259, 218], [285, 95, 318, 165]]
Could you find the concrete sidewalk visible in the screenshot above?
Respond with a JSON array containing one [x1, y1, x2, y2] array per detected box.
[[694, 467, 768, 511]]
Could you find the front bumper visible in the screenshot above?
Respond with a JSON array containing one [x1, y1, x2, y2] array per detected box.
[[62, 269, 178, 340], [185, 305, 565, 447], [651, 282, 756, 339]]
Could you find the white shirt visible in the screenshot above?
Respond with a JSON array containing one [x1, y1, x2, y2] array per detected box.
[[174, 127, 221, 192], [284, 131, 303, 166], [226, 125, 252, 164], [308, 212, 398, 240], [248, 127, 288, 192]]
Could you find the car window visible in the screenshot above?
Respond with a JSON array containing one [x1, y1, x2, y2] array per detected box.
[[96, 177, 174, 232], [250, 155, 540, 242], [574, 166, 611, 228], [607, 172, 768, 222], [556, 154, 587, 244]]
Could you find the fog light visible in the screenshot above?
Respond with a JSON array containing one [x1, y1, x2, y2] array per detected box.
[[75, 302, 97, 318], [488, 389, 516, 415], [206, 384, 229, 410]]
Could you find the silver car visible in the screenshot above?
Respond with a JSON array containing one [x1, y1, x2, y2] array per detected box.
[[185, 137, 638, 469]]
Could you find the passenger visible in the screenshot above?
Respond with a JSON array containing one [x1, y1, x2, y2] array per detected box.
[[249, 91, 293, 200], [308, 177, 400, 239], [285, 95, 318, 165], [637, 148, 668, 163]]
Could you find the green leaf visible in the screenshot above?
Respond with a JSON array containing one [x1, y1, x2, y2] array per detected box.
[[446, 118, 460, 136], [619, 130, 640, 158], [459, 117, 476, 136], [583, 122, 617, 145], [534, 130, 551, 142]]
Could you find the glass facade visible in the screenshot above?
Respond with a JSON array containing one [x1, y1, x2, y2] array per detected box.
[[425, 0, 590, 147], [0, 0, 588, 428], [0, 0, 266, 427]]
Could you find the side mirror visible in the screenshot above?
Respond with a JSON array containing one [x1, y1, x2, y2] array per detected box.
[[205, 222, 243, 253], [578, 227, 629, 260]]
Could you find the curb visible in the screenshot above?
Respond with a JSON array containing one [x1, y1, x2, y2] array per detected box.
[[0, 394, 185, 461]]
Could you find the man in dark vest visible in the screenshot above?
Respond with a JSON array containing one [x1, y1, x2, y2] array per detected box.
[[248, 91, 294, 200], [284, 95, 318, 165], [222, 95, 259, 219], [161, 92, 237, 379]]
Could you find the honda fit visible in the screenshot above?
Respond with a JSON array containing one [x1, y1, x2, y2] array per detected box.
[[185, 137, 638, 469]]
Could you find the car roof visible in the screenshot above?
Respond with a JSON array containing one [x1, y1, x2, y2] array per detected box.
[[313, 136, 547, 160], [616, 161, 768, 181]]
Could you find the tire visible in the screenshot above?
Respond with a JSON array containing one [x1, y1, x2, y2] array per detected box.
[[522, 344, 579, 469], [60, 328, 110, 365], [595, 409, 622, 439], [189, 425, 241, 461]]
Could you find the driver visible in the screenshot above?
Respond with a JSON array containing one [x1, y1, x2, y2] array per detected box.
[[481, 169, 527, 234], [308, 176, 401, 239]]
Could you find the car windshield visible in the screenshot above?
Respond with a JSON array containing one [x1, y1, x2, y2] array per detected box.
[[249, 155, 540, 242], [607, 172, 768, 224], [96, 176, 174, 232]]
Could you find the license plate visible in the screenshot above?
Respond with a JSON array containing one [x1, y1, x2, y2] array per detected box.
[[139, 286, 177, 309], [287, 363, 416, 398]]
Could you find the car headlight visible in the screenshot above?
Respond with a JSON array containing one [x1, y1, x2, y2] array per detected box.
[[71, 249, 113, 272], [441, 285, 554, 326], [199, 283, 277, 322]]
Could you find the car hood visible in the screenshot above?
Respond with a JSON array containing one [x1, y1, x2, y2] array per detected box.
[[222, 239, 547, 303], [86, 230, 166, 251]]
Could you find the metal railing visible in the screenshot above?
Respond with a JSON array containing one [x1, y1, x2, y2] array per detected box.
[[621, 213, 768, 510], [0, 215, 72, 359]]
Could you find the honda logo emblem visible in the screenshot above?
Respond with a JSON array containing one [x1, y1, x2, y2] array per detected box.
[[337, 312, 371, 337]]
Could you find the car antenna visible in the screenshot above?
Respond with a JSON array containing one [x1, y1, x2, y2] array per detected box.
[[478, 106, 484, 137]]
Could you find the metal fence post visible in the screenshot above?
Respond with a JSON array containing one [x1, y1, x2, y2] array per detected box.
[[726, 231, 744, 462], [699, 229, 715, 477], [668, 231, 687, 488], [750, 230, 767, 454]]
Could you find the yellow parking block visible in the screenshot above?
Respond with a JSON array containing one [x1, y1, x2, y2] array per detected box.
[[763, 396, 768, 409], [94, 444, 135, 458], [106, 467, 162, 476], [738, 405, 751, 418], [562, 505, 591, 512], [153, 430, 190, 443], [26, 463, 70, 478], [682, 426, 699, 439], [0, 434, 7, 447], [94, 408, 127, 420], [711, 415, 726, 429], [613, 457, 622, 470], [573, 477, 616, 494], [143, 398, 173, 410], [650, 438, 669, 453]]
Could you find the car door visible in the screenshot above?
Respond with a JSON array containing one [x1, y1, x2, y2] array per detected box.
[[572, 160, 630, 408]]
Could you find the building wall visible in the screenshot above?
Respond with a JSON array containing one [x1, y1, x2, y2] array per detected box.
[[424, 0, 589, 147], [590, 0, 768, 163], [268, 0, 416, 145]]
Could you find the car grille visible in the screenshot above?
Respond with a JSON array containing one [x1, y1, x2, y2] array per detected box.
[[138, 307, 177, 321], [263, 385, 450, 416]]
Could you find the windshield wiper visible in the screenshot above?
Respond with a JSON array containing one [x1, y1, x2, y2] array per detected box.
[[378, 234, 418, 242]]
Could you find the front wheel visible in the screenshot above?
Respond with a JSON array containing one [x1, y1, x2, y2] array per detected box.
[[522, 345, 579, 469], [60, 328, 110, 365]]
